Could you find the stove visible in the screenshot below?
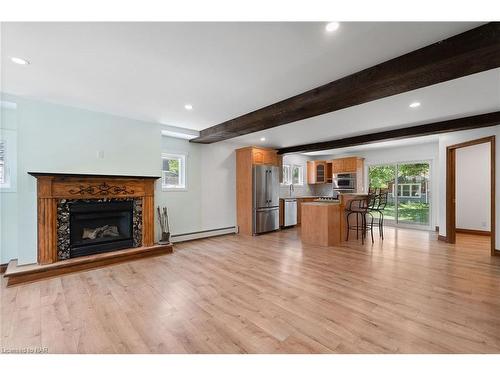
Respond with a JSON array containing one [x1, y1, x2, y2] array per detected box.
[[315, 197, 340, 202]]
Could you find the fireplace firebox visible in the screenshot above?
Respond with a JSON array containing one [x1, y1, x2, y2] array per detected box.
[[69, 200, 134, 258]]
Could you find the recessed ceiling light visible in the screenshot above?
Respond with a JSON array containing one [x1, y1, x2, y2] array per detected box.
[[11, 56, 30, 65], [184, 104, 193, 110], [260, 137, 266, 142], [325, 22, 340, 32], [409, 102, 421, 108]]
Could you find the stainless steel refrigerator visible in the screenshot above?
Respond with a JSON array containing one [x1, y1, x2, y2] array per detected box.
[[253, 165, 280, 234]]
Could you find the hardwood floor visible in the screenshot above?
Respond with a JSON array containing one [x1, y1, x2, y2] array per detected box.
[[2, 227, 500, 353]]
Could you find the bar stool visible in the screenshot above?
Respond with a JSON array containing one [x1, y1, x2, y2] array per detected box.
[[345, 197, 374, 244], [369, 191, 388, 240]]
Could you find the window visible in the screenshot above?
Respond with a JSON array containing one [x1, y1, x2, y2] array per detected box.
[[0, 129, 17, 191], [396, 183, 421, 197], [292, 165, 304, 185], [282, 164, 292, 185], [161, 153, 186, 190], [282, 164, 304, 185]]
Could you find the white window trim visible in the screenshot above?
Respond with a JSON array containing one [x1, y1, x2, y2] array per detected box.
[[281, 164, 292, 185], [161, 152, 187, 191], [396, 183, 422, 198], [0, 129, 17, 193]]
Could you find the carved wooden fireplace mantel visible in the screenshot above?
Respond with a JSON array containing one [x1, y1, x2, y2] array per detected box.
[[29, 172, 160, 264]]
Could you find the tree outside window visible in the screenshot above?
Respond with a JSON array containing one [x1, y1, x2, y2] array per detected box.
[[282, 164, 303, 185]]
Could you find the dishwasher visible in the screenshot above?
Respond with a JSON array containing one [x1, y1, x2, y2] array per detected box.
[[283, 198, 298, 227]]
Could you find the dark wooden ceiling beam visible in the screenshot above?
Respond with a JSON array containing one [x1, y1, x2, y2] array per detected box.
[[191, 22, 500, 144], [276, 111, 500, 154]]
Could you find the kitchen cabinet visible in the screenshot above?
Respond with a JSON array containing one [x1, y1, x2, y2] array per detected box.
[[332, 159, 344, 174], [331, 157, 362, 174], [252, 148, 279, 166], [296, 197, 317, 224], [342, 157, 358, 172], [307, 157, 364, 187], [316, 162, 326, 183], [326, 162, 333, 183], [306, 161, 327, 184]]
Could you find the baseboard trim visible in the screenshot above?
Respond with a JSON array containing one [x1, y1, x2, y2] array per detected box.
[[438, 235, 447, 242], [171, 226, 237, 243], [455, 228, 491, 236]]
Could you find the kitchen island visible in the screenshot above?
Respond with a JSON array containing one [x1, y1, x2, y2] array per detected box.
[[301, 193, 370, 247]]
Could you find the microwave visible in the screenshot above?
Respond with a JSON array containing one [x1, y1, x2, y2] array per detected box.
[[333, 173, 356, 191]]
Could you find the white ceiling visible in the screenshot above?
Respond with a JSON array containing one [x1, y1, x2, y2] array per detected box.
[[1, 21, 485, 135]]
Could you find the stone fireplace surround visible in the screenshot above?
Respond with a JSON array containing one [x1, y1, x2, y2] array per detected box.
[[56, 197, 143, 260]]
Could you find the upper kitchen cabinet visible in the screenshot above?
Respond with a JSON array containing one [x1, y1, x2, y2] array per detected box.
[[251, 147, 279, 166], [342, 157, 358, 172], [326, 161, 333, 183], [332, 159, 343, 174], [331, 157, 358, 173], [307, 160, 327, 184], [332, 157, 362, 174], [307, 157, 364, 187]]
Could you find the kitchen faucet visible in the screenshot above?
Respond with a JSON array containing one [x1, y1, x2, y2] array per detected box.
[[289, 183, 294, 197]]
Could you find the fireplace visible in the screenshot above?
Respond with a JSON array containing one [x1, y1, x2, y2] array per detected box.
[[69, 200, 134, 258], [4, 173, 173, 286], [29, 172, 162, 265]]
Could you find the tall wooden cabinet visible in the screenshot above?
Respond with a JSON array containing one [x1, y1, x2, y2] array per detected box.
[[236, 146, 281, 236]]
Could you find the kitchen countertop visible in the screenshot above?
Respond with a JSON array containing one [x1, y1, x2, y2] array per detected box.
[[340, 192, 370, 196], [279, 196, 322, 199], [302, 201, 340, 206]]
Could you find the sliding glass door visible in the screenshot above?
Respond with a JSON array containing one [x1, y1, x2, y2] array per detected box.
[[368, 162, 431, 228]]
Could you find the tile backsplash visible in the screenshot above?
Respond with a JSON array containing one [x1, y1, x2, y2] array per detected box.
[[279, 183, 333, 197], [311, 183, 333, 196]]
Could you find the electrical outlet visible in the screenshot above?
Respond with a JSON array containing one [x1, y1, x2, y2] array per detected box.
[[97, 150, 104, 159]]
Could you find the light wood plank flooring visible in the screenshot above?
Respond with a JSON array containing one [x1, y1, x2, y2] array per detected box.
[[1, 227, 500, 353]]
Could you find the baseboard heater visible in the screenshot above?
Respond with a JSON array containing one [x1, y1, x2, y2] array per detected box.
[[170, 226, 238, 243]]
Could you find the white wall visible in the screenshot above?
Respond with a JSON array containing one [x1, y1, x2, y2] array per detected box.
[[455, 142, 491, 231], [157, 137, 238, 235], [0, 94, 239, 265], [438, 126, 500, 247], [200, 141, 237, 230]]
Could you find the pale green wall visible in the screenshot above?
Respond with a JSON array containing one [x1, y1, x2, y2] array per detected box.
[[0, 102, 19, 264], [0, 93, 238, 265]]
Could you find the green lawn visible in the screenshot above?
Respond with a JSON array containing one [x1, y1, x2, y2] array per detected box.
[[380, 201, 429, 225]]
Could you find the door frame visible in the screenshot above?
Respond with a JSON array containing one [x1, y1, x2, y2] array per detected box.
[[366, 159, 434, 230], [446, 136, 496, 255]]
